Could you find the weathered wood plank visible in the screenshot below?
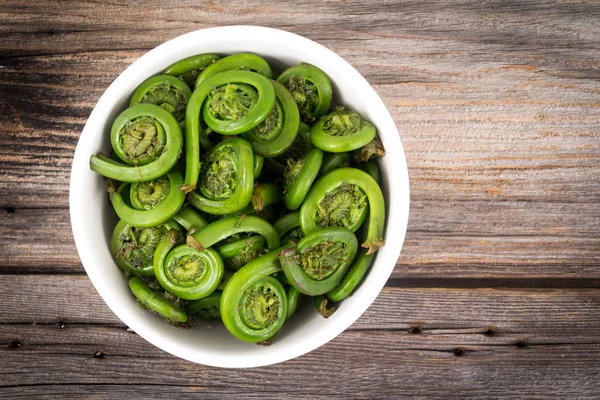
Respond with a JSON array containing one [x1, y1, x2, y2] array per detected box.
[[1, 1, 599, 207], [1, 280, 600, 397], [2, 274, 600, 337], [1, 53, 599, 208], [0, 1, 600, 397], [3, 205, 599, 278], [0, 209, 81, 270], [1, 330, 598, 399]]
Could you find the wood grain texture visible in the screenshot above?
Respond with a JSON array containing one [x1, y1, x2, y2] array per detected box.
[[1, 0, 600, 398], [1, 276, 600, 398], [3, 206, 599, 278], [1, 1, 599, 280], [1, 274, 599, 332]]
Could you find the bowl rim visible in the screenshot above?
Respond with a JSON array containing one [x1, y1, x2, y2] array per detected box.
[[69, 25, 410, 368]]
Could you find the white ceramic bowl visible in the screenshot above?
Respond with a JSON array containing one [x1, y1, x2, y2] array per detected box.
[[70, 26, 410, 368]]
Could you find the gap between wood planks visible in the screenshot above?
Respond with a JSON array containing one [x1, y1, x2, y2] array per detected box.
[[0, 268, 599, 289]]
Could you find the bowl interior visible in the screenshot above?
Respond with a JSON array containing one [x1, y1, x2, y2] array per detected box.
[[70, 26, 410, 368]]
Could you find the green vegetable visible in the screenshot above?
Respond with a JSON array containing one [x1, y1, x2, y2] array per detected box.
[[195, 53, 273, 88], [111, 219, 181, 276], [274, 211, 304, 244], [172, 204, 209, 232], [129, 276, 188, 324], [108, 169, 186, 228], [327, 248, 374, 302], [353, 137, 385, 162], [311, 107, 376, 153], [358, 160, 380, 184], [300, 168, 385, 254], [319, 152, 350, 176], [265, 121, 313, 175], [286, 286, 302, 320], [254, 154, 264, 178], [283, 148, 323, 210], [243, 80, 300, 157], [277, 63, 332, 123], [91, 53, 390, 344], [90, 104, 183, 182], [202, 83, 265, 135], [220, 246, 291, 342], [164, 53, 220, 88], [186, 215, 281, 251], [183, 70, 275, 192], [187, 291, 222, 320], [153, 230, 224, 300], [188, 137, 254, 215], [278, 227, 358, 295], [216, 235, 267, 270], [251, 182, 281, 212], [314, 294, 337, 318], [130, 75, 192, 123]]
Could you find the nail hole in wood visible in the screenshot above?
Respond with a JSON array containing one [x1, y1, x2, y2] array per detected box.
[[58, 321, 66, 329], [515, 340, 528, 348], [483, 326, 496, 336], [47, 29, 56, 36], [93, 351, 105, 359], [5, 207, 15, 214], [407, 326, 422, 334], [8, 340, 22, 349], [452, 347, 465, 357]]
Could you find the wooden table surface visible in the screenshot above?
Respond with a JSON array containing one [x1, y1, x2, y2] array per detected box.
[[1, 1, 599, 398]]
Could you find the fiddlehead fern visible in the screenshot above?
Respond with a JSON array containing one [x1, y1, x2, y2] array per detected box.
[[187, 137, 254, 215], [111, 219, 181, 276], [278, 227, 358, 296], [314, 294, 338, 318], [265, 121, 313, 175], [184, 70, 275, 192], [326, 200, 379, 302], [277, 64, 332, 123], [319, 152, 350, 176], [108, 169, 186, 228], [223, 203, 278, 223], [311, 107, 376, 153], [130, 75, 192, 123], [358, 160, 380, 184], [202, 83, 260, 134], [327, 248, 374, 302], [186, 291, 222, 321], [90, 104, 183, 182], [251, 183, 281, 212], [218, 271, 234, 290], [274, 211, 304, 244], [220, 246, 291, 342], [353, 136, 385, 163], [243, 80, 299, 157], [186, 215, 281, 252], [314, 182, 368, 232], [172, 204, 209, 232], [164, 53, 220, 88], [216, 235, 267, 270], [286, 286, 302, 320], [91, 51, 391, 340], [128, 276, 188, 324], [300, 168, 385, 254], [154, 230, 224, 300], [195, 53, 273, 88], [254, 154, 264, 178], [283, 148, 323, 210], [129, 175, 170, 210]]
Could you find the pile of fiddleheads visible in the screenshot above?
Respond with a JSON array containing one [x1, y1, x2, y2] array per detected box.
[[90, 52, 387, 342]]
